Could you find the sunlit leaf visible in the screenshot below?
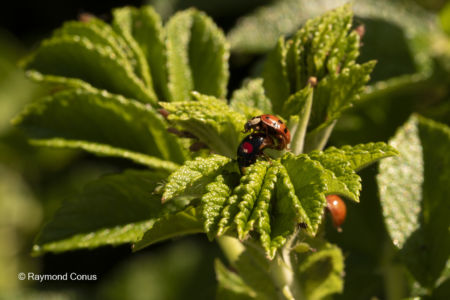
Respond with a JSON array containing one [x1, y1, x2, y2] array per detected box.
[[162, 154, 232, 203], [201, 174, 236, 241], [166, 9, 229, 100], [378, 115, 450, 288], [161, 92, 247, 158], [22, 35, 156, 104], [114, 6, 170, 101], [112, 6, 154, 88], [229, 78, 272, 118], [216, 161, 269, 238]]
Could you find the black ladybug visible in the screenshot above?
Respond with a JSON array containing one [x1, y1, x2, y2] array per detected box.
[[237, 133, 274, 171]]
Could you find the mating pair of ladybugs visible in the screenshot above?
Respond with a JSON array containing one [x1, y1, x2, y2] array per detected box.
[[237, 114, 291, 170], [236, 115, 346, 231]]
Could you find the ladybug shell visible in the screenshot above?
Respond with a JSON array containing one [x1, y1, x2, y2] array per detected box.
[[326, 194, 347, 230], [259, 114, 291, 144], [237, 133, 271, 168], [244, 115, 291, 150]]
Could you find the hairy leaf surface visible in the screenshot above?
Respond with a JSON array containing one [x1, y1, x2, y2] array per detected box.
[[378, 115, 450, 288], [162, 154, 232, 203], [166, 9, 229, 101], [161, 93, 247, 158], [23, 36, 156, 104]]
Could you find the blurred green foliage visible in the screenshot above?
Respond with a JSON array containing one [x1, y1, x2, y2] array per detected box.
[[1, 0, 450, 299]]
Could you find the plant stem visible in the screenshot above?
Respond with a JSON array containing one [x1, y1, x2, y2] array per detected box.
[[381, 240, 407, 300], [268, 229, 306, 300], [288, 87, 313, 155]]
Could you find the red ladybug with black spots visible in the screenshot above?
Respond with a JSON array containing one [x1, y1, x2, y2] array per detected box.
[[243, 114, 291, 150], [237, 133, 274, 171]]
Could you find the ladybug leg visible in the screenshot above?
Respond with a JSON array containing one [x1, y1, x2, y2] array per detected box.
[[260, 151, 272, 164], [279, 135, 290, 151], [273, 134, 284, 150], [260, 137, 274, 164]]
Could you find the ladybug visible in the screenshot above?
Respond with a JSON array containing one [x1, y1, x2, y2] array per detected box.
[[326, 194, 347, 232], [243, 115, 290, 150], [237, 133, 274, 171]]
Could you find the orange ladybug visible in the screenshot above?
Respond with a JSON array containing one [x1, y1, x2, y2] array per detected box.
[[243, 115, 291, 150], [326, 195, 347, 232]]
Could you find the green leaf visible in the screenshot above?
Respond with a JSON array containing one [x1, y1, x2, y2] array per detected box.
[[216, 161, 269, 238], [281, 153, 327, 234], [234, 162, 270, 240], [160, 92, 247, 158], [307, 142, 397, 202], [229, 0, 442, 110], [166, 9, 229, 101], [378, 117, 423, 250], [418, 117, 450, 288], [215, 259, 256, 300], [281, 85, 313, 119], [114, 6, 170, 101], [296, 240, 344, 300], [269, 163, 305, 256], [133, 206, 203, 251], [324, 142, 399, 172], [25, 70, 96, 91], [13, 88, 186, 164], [247, 163, 279, 256], [263, 4, 358, 92], [201, 174, 236, 241], [162, 154, 233, 203], [33, 170, 168, 255], [260, 4, 375, 143], [308, 150, 361, 202], [22, 35, 156, 104], [34, 220, 156, 256], [310, 61, 376, 131], [112, 7, 154, 88], [30, 139, 179, 172], [230, 78, 272, 118], [377, 115, 450, 288], [52, 18, 132, 67], [262, 37, 290, 114]]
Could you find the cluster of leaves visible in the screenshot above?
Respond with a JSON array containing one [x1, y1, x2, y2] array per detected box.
[[214, 237, 345, 300], [11, 5, 231, 254], [228, 0, 444, 97], [163, 4, 375, 156], [14, 6, 232, 172], [142, 143, 396, 260], [13, 3, 427, 300]]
